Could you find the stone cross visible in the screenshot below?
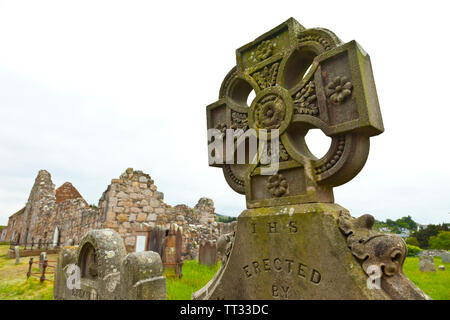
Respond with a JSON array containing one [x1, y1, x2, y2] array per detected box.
[[196, 18, 429, 300], [206, 18, 383, 208]]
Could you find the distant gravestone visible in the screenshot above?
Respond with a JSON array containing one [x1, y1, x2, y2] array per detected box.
[[438, 265, 445, 271], [39, 252, 47, 271], [14, 246, 20, 265], [441, 252, 450, 263], [199, 240, 217, 266], [193, 18, 429, 300], [162, 224, 183, 278], [419, 256, 436, 272], [53, 229, 166, 300], [148, 226, 165, 257]]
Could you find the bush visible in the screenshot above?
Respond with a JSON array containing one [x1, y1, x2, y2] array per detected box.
[[407, 244, 423, 257], [429, 231, 450, 250], [406, 237, 420, 247]]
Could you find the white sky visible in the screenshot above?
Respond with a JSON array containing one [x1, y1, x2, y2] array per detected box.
[[0, 0, 449, 225]]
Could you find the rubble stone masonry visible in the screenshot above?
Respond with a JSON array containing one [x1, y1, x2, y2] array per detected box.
[[5, 168, 229, 259]]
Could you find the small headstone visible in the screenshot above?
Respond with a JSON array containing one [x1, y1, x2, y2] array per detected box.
[[120, 251, 166, 300], [162, 224, 183, 277], [14, 246, 20, 265], [53, 229, 167, 300], [419, 256, 436, 272], [148, 226, 165, 257], [39, 252, 47, 271], [441, 252, 450, 263], [438, 265, 445, 271], [65, 239, 74, 246], [198, 240, 217, 266]]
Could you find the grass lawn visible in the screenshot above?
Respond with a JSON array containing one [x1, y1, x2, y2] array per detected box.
[[0, 244, 448, 300], [0, 244, 55, 300], [403, 256, 449, 300]]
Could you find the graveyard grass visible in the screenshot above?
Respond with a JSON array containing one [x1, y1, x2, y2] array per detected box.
[[0, 244, 448, 300]]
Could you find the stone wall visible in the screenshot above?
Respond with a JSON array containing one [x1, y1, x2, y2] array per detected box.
[[4, 170, 99, 247], [5, 168, 232, 261], [98, 168, 225, 257]]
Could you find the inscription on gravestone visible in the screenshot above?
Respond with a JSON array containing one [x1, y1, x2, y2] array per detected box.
[[194, 18, 430, 300]]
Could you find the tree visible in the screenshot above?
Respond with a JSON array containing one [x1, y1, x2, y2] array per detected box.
[[406, 237, 420, 247], [428, 231, 450, 250], [413, 224, 449, 249]]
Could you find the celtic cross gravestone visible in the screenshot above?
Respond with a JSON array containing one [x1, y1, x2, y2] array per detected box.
[[195, 18, 429, 300]]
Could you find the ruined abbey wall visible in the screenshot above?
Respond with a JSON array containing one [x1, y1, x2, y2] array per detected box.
[[5, 168, 228, 259]]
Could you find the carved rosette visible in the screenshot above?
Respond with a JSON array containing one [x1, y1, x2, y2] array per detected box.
[[327, 76, 353, 104], [254, 94, 286, 130], [266, 174, 288, 197]]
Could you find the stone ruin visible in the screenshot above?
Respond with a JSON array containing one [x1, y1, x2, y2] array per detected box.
[[5, 168, 230, 261], [193, 18, 430, 300], [54, 229, 166, 300]]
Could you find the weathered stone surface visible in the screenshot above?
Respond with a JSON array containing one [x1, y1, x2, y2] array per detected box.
[[5, 167, 231, 259], [54, 229, 167, 300], [120, 251, 166, 300], [198, 240, 217, 266], [194, 204, 428, 300], [53, 246, 77, 300], [196, 18, 429, 300], [419, 256, 436, 272], [441, 252, 450, 263], [14, 246, 19, 265]]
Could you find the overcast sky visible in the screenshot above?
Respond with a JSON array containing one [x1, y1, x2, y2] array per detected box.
[[0, 1, 449, 226]]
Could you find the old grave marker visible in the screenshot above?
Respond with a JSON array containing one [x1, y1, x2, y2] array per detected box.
[[199, 240, 217, 266], [441, 252, 450, 263], [419, 256, 436, 272], [54, 229, 166, 300], [194, 18, 429, 300]]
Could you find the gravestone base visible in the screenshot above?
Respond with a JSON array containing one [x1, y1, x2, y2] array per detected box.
[[193, 203, 429, 300]]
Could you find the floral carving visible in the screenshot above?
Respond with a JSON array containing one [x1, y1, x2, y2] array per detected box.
[[327, 76, 353, 104], [293, 81, 318, 116], [260, 140, 290, 163], [254, 40, 275, 61], [267, 174, 288, 197], [252, 62, 279, 89], [254, 94, 286, 129], [338, 212, 406, 278], [215, 123, 227, 137], [231, 111, 249, 132]]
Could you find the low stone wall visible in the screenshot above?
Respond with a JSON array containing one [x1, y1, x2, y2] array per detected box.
[[7, 248, 60, 259], [417, 249, 449, 257]]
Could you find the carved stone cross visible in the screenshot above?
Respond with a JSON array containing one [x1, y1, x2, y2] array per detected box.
[[207, 18, 383, 208], [197, 18, 428, 300]]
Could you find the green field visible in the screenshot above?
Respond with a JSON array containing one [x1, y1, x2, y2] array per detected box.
[[0, 245, 448, 300]]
